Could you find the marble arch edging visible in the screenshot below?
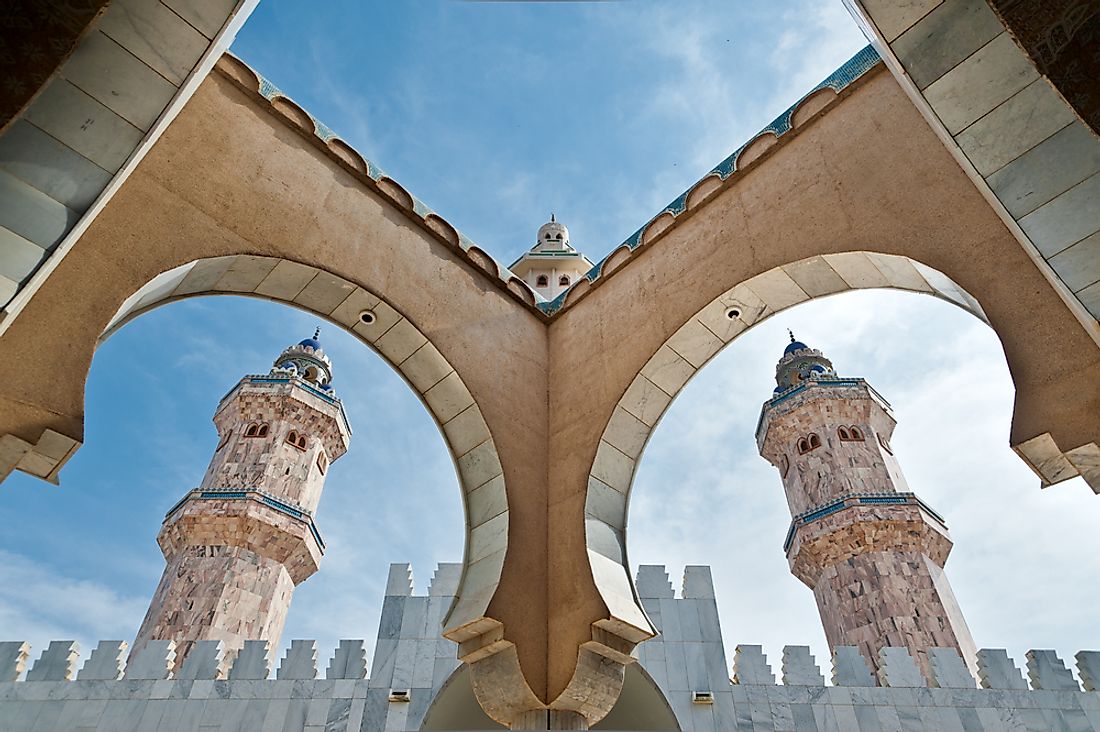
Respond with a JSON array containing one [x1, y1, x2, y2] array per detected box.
[[583, 250, 1100, 642], [84, 254, 510, 655]]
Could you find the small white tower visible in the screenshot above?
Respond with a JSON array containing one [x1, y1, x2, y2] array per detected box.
[[508, 214, 595, 300]]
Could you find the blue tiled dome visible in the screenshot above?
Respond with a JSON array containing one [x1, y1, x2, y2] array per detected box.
[[784, 340, 808, 355], [298, 337, 321, 350]]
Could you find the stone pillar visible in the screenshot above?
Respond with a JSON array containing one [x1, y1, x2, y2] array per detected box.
[[133, 335, 350, 669], [757, 338, 976, 679]]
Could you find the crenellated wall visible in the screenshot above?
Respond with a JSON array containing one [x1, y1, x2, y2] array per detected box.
[[2, 563, 1099, 731]]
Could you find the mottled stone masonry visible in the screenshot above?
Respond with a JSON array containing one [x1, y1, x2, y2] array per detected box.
[[133, 373, 350, 672], [203, 381, 350, 513], [132, 546, 294, 671], [759, 364, 977, 681], [759, 385, 911, 516]]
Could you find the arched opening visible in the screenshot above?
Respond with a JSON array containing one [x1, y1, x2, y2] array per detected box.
[[625, 288, 1100, 677], [0, 256, 512, 669], [559, 275, 571, 287], [536, 275, 549, 287]]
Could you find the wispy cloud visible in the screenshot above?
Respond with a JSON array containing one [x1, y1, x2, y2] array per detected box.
[[0, 550, 149, 655]]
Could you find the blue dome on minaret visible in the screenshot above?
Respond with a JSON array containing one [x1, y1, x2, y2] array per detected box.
[[271, 327, 335, 391], [773, 331, 836, 393]]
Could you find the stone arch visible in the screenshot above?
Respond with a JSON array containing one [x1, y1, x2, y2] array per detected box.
[[73, 254, 509, 643], [584, 251, 1000, 634]]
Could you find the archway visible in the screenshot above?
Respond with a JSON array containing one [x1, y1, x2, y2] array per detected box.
[[5, 254, 513, 647], [108, 257, 510, 639], [626, 287, 1100, 676], [584, 252, 1000, 638], [0, 294, 466, 667]]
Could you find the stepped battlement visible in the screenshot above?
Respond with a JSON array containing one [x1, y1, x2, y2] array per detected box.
[[4, 639, 1096, 691], [5, 563, 1098, 731]]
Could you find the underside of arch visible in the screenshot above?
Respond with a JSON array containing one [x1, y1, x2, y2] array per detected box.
[[584, 252, 999, 649], [100, 255, 510, 641]]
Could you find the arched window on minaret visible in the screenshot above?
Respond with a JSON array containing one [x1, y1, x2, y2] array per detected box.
[[838, 426, 850, 440], [317, 451, 328, 475], [797, 438, 809, 454], [286, 430, 307, 451], [808, 433, 821, 450], [559, 275, 570, 286], [536, 275, 549, 287], [849, 426, 864, 440], [258, 424, 269, 437]]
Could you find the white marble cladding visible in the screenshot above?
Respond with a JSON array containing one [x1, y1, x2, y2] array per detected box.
[[635, 565, 736, 730], [3, 564, 1100, 730], [0, 0, 255, 310], [368, 563, 462, 731], [846, 0, 1100, 322]]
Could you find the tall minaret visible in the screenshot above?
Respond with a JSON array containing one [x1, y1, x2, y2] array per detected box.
[[133, 330, 351, 669], [756, 335, 976, 679]]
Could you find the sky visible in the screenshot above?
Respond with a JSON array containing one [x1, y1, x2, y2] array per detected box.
[[1, 0, 1098, 684]]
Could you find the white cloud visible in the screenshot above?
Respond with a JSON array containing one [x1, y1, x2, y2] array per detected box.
[[0, 550, 149, 656]]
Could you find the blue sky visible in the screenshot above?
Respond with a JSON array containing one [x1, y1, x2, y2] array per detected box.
[[1, 0, 1097, 682]]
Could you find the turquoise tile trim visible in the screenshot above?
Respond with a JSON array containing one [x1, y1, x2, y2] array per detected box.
[[782, 490, 948, 553], [166, 486, 326, 551], [217, 375, 352, 437], [755, 377, 893, 439], [237, 55, 532, 298], [539, 45, 882, 316]]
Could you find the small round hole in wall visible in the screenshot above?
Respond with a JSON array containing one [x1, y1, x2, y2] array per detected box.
[[359, 310, 376, 325], [725, 307, 741, 320]]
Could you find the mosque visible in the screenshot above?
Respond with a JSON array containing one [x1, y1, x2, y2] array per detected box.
[[2, 0, 1100, 729]]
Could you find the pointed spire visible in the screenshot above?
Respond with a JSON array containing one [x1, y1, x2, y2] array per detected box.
[[550, 212, 556, 223], [788, 329, 796, 343], [314, 326, 321, 340]]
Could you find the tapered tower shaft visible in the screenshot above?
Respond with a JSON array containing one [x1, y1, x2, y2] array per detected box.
[[756, 337, 976, 679], [132, 332, 351, 668]]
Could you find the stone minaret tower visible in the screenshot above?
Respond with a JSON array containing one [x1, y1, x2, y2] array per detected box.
[[133, 330, 351, 669], [756, 335, 976, 680]]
